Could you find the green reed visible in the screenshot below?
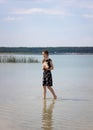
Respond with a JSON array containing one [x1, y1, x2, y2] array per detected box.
[[0, 56, 39, 63]]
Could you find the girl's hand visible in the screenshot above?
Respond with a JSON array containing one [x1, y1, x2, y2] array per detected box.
[[43, 66, 49, 70]]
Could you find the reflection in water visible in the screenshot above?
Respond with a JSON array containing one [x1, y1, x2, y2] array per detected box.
[[42, 100, 55, 130]]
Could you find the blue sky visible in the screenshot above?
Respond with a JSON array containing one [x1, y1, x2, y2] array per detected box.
[[0, 0, 93, 47]]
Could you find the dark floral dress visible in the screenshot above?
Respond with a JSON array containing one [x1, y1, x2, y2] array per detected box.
[[42, 59, 53, 87]]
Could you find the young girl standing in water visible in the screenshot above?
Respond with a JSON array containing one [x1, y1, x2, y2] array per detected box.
[[42, 50, 57, 99]]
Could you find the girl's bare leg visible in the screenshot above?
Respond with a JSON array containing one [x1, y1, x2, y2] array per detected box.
[[47, 86, 57, 99], [43, 86, 47, 99]]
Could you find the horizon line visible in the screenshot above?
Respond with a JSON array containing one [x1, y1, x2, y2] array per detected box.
[[0, 46, 93, 48]]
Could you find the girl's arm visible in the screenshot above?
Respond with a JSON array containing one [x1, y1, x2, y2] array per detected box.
[[49, 61, 54, 70]]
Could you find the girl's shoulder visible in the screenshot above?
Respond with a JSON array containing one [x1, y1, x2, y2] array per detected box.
[[48, 58, 52, 61], [48, 58, 52, 63], [42, 58, 52, 63]]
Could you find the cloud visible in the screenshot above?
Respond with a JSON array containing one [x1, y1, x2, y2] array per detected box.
[[4, 16, 23, 21], [79, 3, 93, 9], [15, 0, 52, 3], [13, 8, 68, 16], [0, 0, 6, 3], [58, 0, 93, 10], [82, 14, 93, 19]]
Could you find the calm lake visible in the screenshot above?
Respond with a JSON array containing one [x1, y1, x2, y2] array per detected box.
[[0, 54, 93, 130]]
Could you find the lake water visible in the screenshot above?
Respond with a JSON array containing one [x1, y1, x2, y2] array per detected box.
[[0, 54, 93, 130]]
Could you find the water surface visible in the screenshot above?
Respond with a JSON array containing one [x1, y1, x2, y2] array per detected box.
[[0, 54, 93, 130]]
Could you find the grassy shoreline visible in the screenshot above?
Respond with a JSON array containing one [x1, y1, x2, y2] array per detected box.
[[0, 55, 39, 63]]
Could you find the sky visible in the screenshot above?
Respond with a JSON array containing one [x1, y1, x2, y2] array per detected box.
[[0, 0, 93, 47]]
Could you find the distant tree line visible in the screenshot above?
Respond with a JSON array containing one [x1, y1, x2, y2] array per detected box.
[[0, 47, 93, 54]]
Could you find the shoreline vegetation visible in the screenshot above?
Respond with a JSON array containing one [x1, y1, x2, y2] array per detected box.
[[0, 47, 93, 54], [0, 56, 39, 63]]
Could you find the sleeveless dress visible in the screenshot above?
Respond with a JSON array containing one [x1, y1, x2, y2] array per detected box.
[[42, 58, 53, 87]]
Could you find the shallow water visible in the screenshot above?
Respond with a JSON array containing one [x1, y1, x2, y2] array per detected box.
[[0, 54, 93, 130]]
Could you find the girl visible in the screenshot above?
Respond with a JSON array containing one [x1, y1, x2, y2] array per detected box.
[[42, 50, 57, 99]]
